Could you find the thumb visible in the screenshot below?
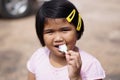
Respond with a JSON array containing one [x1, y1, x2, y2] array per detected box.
[[65, 52, 70, 62]]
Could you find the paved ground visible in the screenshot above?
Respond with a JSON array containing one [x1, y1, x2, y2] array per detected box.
[[0, 0, 120, 80]]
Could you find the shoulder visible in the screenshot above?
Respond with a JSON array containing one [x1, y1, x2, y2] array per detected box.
[[27, 47, 49, 73], [79, 49, 97, 63], [30, 47, 49, 59], [79, 49, 101, 68], [78, 49, 105, 79]]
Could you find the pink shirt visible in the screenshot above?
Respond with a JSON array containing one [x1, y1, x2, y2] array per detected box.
[[27, 47, 105, 80]]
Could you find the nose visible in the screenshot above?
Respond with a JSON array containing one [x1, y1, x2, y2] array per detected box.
[[54, 33, 64, 44]]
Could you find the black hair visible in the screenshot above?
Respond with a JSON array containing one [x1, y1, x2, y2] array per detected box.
[[36, 0, 84, 46]]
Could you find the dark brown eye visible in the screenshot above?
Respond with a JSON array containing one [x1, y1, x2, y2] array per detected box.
[[44, 29, 54, 34]]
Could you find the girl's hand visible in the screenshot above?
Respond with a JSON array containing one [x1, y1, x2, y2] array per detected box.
[[65, 50, 82, 80]]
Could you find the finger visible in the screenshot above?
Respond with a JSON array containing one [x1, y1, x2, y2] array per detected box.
[[69, 55, 80, 68], [68, 50, 82, 68], [65, 53, 69, 62], [65, 52, 71, 62], [69, 50, 81, 63], [68, 56, 77, 67]]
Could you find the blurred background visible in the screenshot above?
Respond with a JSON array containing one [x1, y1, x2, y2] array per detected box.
[[0, 0, 120, 80]]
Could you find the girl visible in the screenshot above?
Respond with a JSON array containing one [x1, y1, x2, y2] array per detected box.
[[27, 0, 105, 80]]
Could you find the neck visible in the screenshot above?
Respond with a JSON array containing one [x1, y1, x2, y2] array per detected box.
[[49, 52, 67, 68]]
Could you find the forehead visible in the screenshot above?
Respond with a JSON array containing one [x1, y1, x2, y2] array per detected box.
[[45, 18, 67, 23], [44, 18, 70, 28]]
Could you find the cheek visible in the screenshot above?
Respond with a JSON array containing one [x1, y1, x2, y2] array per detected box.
[[67, 36, 77, 45], [64, 31, 77, 48], [43, 35, 52, 46]]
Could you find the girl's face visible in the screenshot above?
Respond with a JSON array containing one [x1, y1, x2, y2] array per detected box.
[[43, 18, 77, 57]]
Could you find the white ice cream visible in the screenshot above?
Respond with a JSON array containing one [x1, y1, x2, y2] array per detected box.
[[58, 44, 67, 53]]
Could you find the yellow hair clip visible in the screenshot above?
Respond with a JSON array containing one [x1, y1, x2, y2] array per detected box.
[[76, 14, 82, 31], [66, 9, 76, 22], [66, 9, 82, 31]]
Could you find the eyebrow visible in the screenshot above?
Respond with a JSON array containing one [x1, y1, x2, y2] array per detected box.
[[44, 29, 54, 32], [44, 26, 71, 30], [60, 26, 71, 30]]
